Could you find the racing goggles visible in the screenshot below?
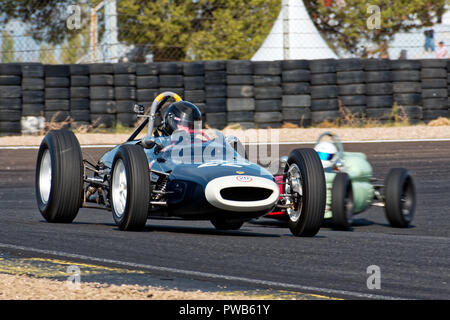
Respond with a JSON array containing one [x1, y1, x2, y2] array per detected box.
[[317, 152, 333, 161]]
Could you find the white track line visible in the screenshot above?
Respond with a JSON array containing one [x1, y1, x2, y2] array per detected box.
[[1, 138, 450, 150], [0, 242, 407, 300]]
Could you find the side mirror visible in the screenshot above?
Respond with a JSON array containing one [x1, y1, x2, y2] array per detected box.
[[280, 156, 288, 169]]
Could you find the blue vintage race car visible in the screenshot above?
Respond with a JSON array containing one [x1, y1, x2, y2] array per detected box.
[[35, 92, 326, 237]]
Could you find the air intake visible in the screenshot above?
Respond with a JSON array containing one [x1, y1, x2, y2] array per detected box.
[[220, 187, 273, 201]]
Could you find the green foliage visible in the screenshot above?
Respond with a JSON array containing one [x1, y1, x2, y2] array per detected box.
[[303, 0, 447, 56], [1, 31, 15, 63]]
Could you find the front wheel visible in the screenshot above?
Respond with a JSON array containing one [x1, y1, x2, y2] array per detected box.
[[284, 148, 326, 237], [384, 168, 416, 228], [111, 144, 150, 231], [35, 129, 83, 223], [331, 172, 354, 230]]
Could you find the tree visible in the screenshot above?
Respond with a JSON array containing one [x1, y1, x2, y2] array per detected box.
[[39, 44, 58, 64], [303, 0, 447, 57], [189, 0, 280, 60], [61, 30, 89, 64], [1, 30, 15, 62]]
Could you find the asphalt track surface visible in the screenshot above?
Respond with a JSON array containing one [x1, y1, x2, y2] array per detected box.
[[0, 141, 449, 299]]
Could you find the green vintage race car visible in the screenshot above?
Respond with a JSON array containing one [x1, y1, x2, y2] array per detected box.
[[269, 132, 416, 230]]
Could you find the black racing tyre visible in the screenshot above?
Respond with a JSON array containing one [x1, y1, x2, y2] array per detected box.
[[423, 109, 448, 120], [335, 59, 363, 72], [45, 77, 70, 88], [116, 113, 137, 127], [393, 93, 421, 105], [228, 75, 254, 85], [311, 85, 337, 99], [22, 78, 44, 90], [421, 68, 446, 79], [338, 84, 365, 96], [157, 62, 183, 75], [45, 65, 70, 77], [331, 172, 354, 230], [365, 71, 392, 83], [253, 61, 281, 75], [90, 114, 116, 128], [254, 111, 283, 123], [363, 59, 391, 71], [391, 60, 420, 70], [45, 88, 69, 100], [422, 98, 447, 110], [114, 74, 136, 87], [282, 82, 310, 95], [159, 87, 184, 97], [205, 98, 227, 113], [70, 87, 89, 99], [392, 70, 420, 82], [226, 60, 253, 75], [227, 85, 254, 98], [0, 110, 21, 121], [90, 86, 114, 100], [44, 111, 70, 122], [309, 59, 336, 74], [23, 90, 44, 103], [365, 108, 392, 120], [90, 74, 113, 86], [311, 110, 340, 123], [254, 86, 282, 100], [384, 168, 415, 228], [0, 86, 21, 98], [336, 71, 365, 85], [137, 89, 158, 101], [366, 95, 393, 108], [205, 112, 227, 129], [89, 63, 113, 74], [0, 75, 21, 85], [282, 95, 311, 108], [71, 75, 90, 87], [0, 98, 22, 110], [282, 107, 311, 121], [70, 110, 90, 122], [159, 75, 184, 88], [339, 95, 366, 107], [0, 63, 21, 75], [282, 69, 310, 82], [366, 83, 393, 95], [253, 76, 280, 87], [136, 76, 158, 89], [113, 63, 136, 74], [35, 130, 83, 223], [211, 219, 244, 231], [116, 100, 136, 113], [90, 100, 116, 114], [255, 99, 281, 112], [311, 98, 339, 111], [183, 62, 204, 76], [22, 64, 44, 77], [184, 76, 204, 90], [392, 82, 421, 94], [205, 85, 227, 98], [70, 99, 90, 110], [205, 71, 227, 85], [227, 111, 254, 122], [111, 144, 150, 231], [420, 59, 447, 68], [115, 87, 136, 100], [45, 100, 70, 111], [281, 60, 309, 70], [421, 79, 447, 89], [136, 63, 158, 76], [204, 60, 226, 71], [284, 148, 326, 237], [70, 64, 89, 75], [184, 90, 205, 102], [421, 89, 447, 99], [311, 73, 337, 85], [0, 121, 21, 134], [22, 103, 44, 116]]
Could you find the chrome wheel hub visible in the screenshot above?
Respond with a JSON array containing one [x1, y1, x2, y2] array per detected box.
[[112, 160, 127, 217]]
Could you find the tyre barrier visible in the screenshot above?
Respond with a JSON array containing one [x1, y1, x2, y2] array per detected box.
[[0, 59, 449, 135]]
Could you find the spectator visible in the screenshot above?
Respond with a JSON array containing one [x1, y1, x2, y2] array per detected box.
[[424, 29, 435, 52], [436, 41, 448, 59], [398, 49, 407, 60]]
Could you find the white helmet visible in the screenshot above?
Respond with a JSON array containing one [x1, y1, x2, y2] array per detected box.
[[314, 141, 338, 168]]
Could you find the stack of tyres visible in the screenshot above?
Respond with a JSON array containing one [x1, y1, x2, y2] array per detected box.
[[69, 64, 90, 129], [204, 60, 227, 129], [309, 59, 338, 124], [136, 62, 158, 111], [158, 62, 184, 98], [253, 61, 283, 128], [364, 59, 393, 123], [21, 63, 44, 134], [183, 62, 206, 125], [336, 59, 366, 118], [448, 60, 450, 118], [114, 63, 137, 127], [420, 59, 448, 122], [44, 65, 70, 128], [391, 60, 422, 123], [89, 63, 115, 128], [0, 64, 22, 135], [226, 60, 254, 129], [281, 60, 311, 127]]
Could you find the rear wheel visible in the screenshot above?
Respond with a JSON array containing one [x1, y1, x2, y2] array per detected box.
[[210, 218, 244, 231], [284, 148, 326, 237], [111, 144, 150, 231], [331, 172, 354, 230], [384, 168, 415, 228], [35, 129, 83, 223]]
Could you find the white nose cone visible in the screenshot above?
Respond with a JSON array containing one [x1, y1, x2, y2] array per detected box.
[[204, 176, 280, 212]]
